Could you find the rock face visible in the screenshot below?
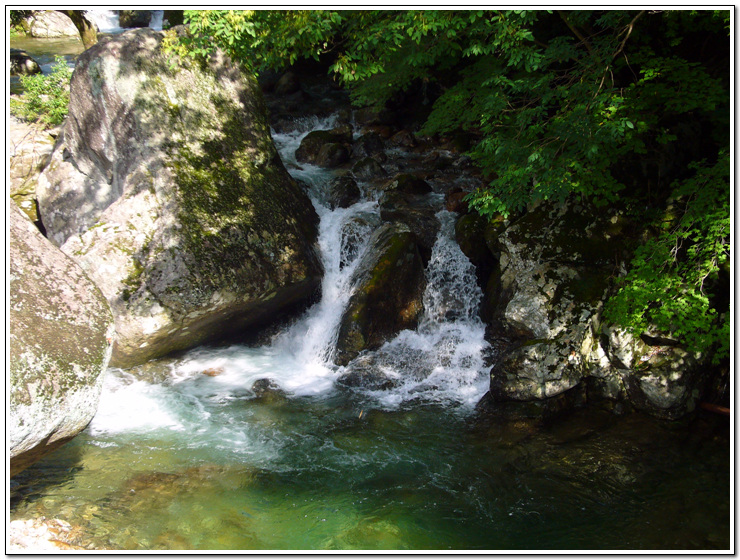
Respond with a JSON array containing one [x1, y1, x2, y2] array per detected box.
[[9, 204, 115, 477], [8, 115, 56, 229], [21, 10, 79, 38], [36, 29, 323, 368], [480, 200, 705, 419], [334, 223, 426, 366]]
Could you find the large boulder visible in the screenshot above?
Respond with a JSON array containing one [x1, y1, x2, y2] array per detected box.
[[333, 223, 426, 366], [9, 204, 115, 476], [21, 10, 79, 38], [482, 200, 706, 419], [36, 29, 323, 368], [485, 202, 620, 399]]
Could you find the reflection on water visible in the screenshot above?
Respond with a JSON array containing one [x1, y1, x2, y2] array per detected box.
[[9, 383, 730, 551]]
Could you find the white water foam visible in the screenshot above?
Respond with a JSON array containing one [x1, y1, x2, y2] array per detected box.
[[91, 113, 489, 443]]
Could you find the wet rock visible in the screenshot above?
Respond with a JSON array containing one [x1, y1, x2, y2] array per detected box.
[[486, 201, 629, 404], [445, 186, 468, 214], [9, 204, 115, 476], [334, 223, 426, 366], [379, 173, 432, 197], [327, 176, 362, 209], [390, 129, 416, 148], [351, 132, 385, 159], [351, 156, 388, 180], [118, 10, 152, 28], [36, 29, 323, 368], [337, 355, 400, 390], [295, 128, 352, 167], [7, 518, 86, 552], [10, 49, 42, 76], [251, 378, 288, 401], [339, 212, 382, 270], [379, 191, 439, 262]]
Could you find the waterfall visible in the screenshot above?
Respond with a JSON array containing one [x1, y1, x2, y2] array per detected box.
[[85, 9, 120, 33], [149, 11, 164, 31]]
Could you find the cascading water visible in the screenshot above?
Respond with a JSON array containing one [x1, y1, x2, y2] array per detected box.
[[84, 9, 165, 33], [10, 111, 728, 552], [85, 10, 120, 33]]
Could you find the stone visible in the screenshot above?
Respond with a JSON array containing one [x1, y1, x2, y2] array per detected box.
[[22, 10, 79, 38], [379, 192, 439, 262], [327, 175, 362, 209], [487, 201, 627, 403], [36, 29, 323, 368], [334, 223, 426, 366], [351, 157, 387, 180], [351, 132, 385, 159], [10, 49, 42, 76], [8, 115, 57, 227], [9, 204, 115, 476], [118, 10, 152, 28], [295, 128, 352, 167]]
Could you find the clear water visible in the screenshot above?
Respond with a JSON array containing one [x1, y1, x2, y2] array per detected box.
[[9, 115, 731, 551]]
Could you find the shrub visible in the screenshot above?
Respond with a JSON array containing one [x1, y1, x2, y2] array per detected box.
[[11, 56, 72, 128]]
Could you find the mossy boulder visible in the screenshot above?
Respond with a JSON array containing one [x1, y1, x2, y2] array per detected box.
[[9, 204, 115, 476], [484, 199, 705, 418], [36, 29, 323, 368], [334, 223, 426, 366], [487, 200, 628, 406]]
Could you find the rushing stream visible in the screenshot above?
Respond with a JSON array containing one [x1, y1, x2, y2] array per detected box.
[[8, 95, 730, 549]]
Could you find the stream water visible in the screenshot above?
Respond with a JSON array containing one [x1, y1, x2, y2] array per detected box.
[[8, 47, 731, 550]]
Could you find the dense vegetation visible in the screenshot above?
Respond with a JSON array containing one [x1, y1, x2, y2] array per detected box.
[[166, 9, 730, 364], [11, 56, 72, 128]]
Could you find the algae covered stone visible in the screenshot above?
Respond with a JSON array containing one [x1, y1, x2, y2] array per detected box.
[[37, 28, 323, 368], [9, 204, 115, 476], [334, 223, 425, 366]]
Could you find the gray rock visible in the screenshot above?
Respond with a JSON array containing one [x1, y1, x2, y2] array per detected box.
[[9, 204, 115, 476], [22, 10, 79, 38], [36, 29, 323, 368]]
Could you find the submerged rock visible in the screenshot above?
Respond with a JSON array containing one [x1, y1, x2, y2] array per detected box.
[[9, 204, 114, 477], [36, 28, 323, 368], [333, 223, 426, 366]]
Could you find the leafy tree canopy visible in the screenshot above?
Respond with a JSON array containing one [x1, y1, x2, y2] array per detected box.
[[166, 9, 730, 362]]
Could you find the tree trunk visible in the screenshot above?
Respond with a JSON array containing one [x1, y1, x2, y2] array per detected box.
[[58, 10, 97, 49]]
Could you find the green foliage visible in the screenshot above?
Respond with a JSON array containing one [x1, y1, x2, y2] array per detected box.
[[605, 151, 730, 363], [9, 9, 32, 33], [171, 9, 730, 358], [11, 56, 72, 128]]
